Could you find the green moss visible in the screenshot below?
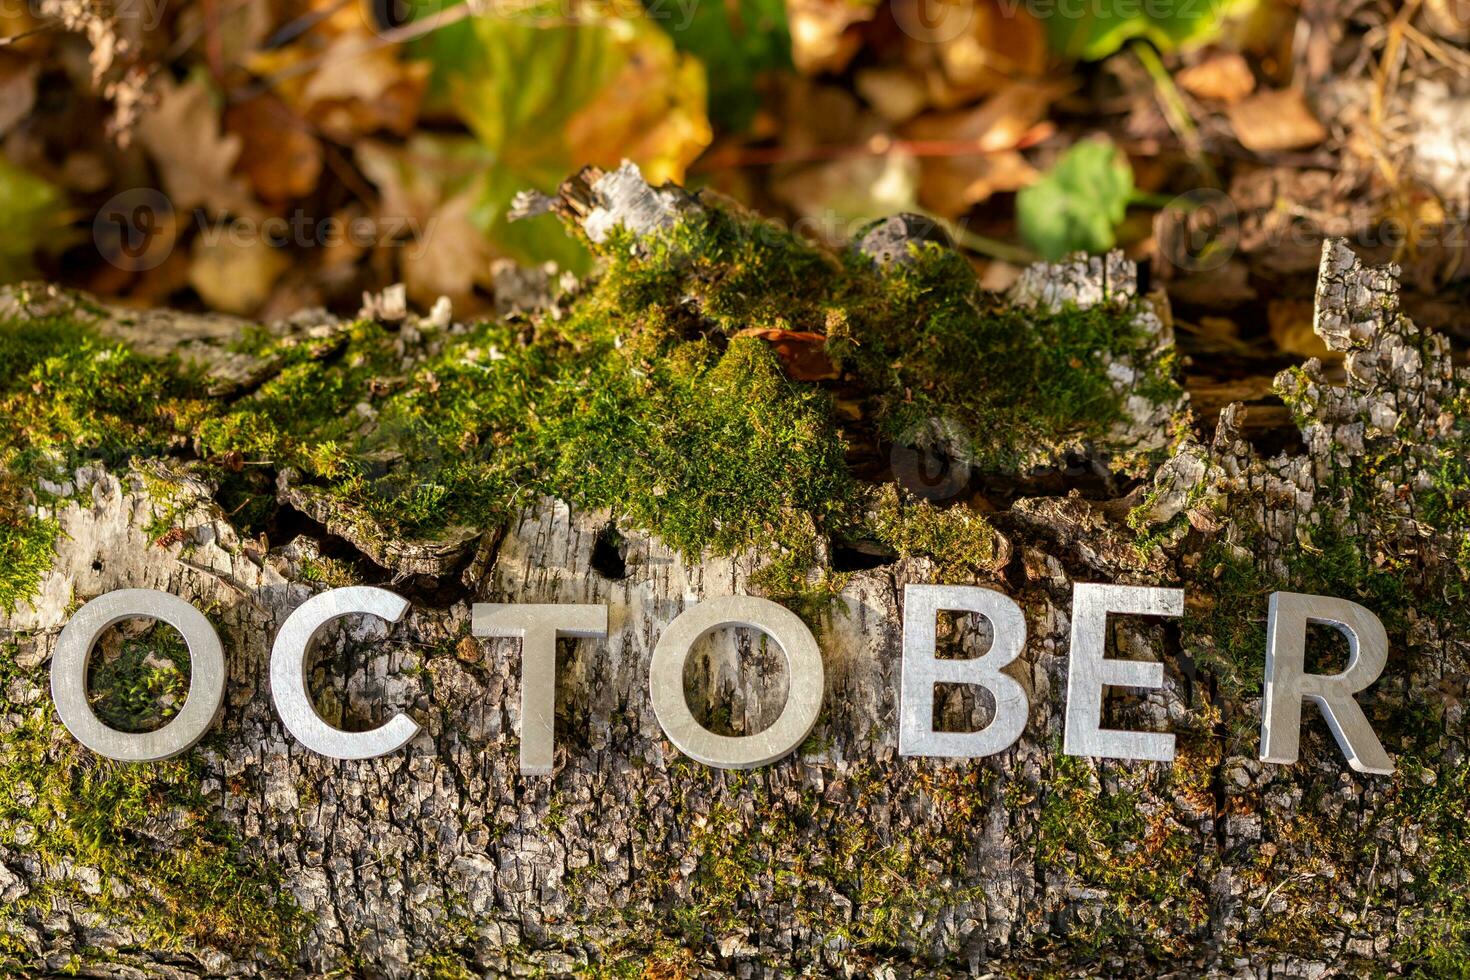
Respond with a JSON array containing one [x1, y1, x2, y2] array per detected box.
[[0, 315, 211, 611], [1390, 759, 1470, 974], [84, 621, 191, 734], [866, 483, 1000, 581], [1034, 753, 1208, 957], [0, 649, 307, 968], [0, 513, 58, 615], [0, 199, 1183, 614]]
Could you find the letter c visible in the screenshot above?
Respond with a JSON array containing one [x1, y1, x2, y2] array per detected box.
[[269, 587, 420, 760]]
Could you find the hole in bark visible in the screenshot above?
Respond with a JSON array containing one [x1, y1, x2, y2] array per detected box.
[[935, 610, 994, 661], [1239, 395, 1308, 458], [932, 681, 997, 733], [86, 619, 192, 734], [590, 524, 630, 580], [830, 539, 897, 572], [682, 627, 789, 737]]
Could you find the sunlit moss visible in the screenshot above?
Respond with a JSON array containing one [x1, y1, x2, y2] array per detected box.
[[0, 650, 306, 969]]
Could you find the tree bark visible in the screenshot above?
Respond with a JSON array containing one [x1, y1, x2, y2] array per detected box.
[[1, 198, 1464, 977]]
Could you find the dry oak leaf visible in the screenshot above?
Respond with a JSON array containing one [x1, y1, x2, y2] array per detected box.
[[136, 76, 260, 216], [1227, 87, 1327, 152], [188, 232, 290, 315], [225, 94, 324, 203], [1175, 52, 1255, 104]]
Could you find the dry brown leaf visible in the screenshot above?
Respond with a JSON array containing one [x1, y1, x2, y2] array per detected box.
[[900, 80, 1063, 214], [1268, 297, 1336, 360], [735, 328, 838, 381], [1227, 88, 1327, 152], [854, 66, 929, 123], [401, 186, 493, 309], [188, 233, 290, 315], [1175, 52, 1255, 103], [0, 57, 37, 138], [770, 151, 919, 242], [225, 94, 323, 203], [251, 31, 429, 140], [903, 0, 1048, 110], [175, 0, 274, 68], [787, 0, 873, 74], [136, 75, 260, 216]]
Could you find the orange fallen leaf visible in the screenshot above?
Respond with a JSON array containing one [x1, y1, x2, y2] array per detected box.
[[1228, 88, 1327, 152], [1176, 52, 1256, 104], [735, 327, 838, 381]]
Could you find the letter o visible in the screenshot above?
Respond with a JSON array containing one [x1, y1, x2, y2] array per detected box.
[[51, 590, 226, 762], [649, 595, 824, 769]]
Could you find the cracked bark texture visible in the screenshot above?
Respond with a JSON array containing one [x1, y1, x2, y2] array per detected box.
[[1, 231, 1466, 978]]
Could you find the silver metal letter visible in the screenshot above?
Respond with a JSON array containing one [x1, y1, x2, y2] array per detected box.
[[51, 590, 226, 762], [270, 587, 420, 760], [1063, 583, 1183, 763], [649, 595, 824, 769], [472, 603, 608, 775], [899, 584, 1028, 758], [1260, 591, 1393, 774]]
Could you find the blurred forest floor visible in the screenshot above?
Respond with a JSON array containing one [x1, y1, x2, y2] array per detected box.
[[4, 0, 1470, 438]]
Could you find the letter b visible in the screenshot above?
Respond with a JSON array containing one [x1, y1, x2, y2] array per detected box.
[[899, 585, 1028, 758]]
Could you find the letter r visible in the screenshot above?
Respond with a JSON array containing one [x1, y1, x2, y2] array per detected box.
[[1260, 592, 1393, 774]]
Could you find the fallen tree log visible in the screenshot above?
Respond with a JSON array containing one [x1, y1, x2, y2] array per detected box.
[[1, 167, 1467, 977]]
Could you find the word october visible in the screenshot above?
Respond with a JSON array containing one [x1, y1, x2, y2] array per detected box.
[[48, 584, 1398, 776]]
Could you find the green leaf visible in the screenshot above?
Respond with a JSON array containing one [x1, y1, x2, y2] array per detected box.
[[652, 0, 790, 132], [1016, 138, 1134, 260], [1041, 0, 1255, 61], [0, 157, 65, 283], [409, 3, 711, 267]]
